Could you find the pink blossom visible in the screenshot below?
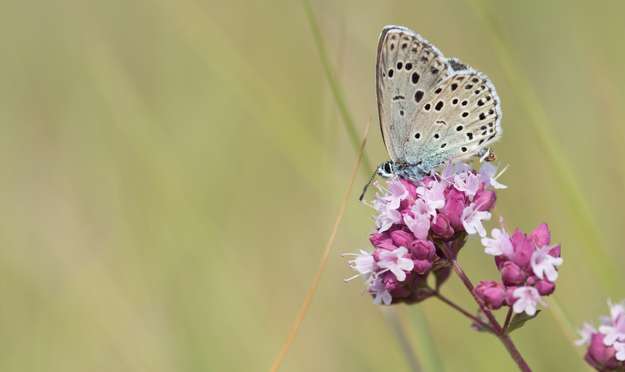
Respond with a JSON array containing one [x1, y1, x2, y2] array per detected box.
[[599, 300, 625, 346], [576, 323, 597, 346], [416, 180, 446, 214], [381, 178, 408, 210], [479, 163, 507, 189], [461, 203, 491, 237], [481, 227, 513, 257], [512, 286, 544, 316], [370, 277, 392, 305], [403, 212, 430, 240], [344, 250, 376, 281], [374, 200, 402, 232], [453, 171, 481, 199], [531, 245, 563, 282], [378, 247, 414, 282]]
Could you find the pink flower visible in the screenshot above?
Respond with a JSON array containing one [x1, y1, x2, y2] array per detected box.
[[482, 227, 513, 257], [344, 250, 376, 282], [479, 163, 507, 189], [374, 200, 402, 232], [403, 212, 430, 240], [416, 180, 446, 215], [599, 300, 625, 346], [378, 247, 414, 282], [453, 172, 481, 199], [461, 203, 491, 237], [577, 300, 625, 370], [382, 178, 408, 210], [370, 277, 392, 305], [512, 286, 544, 316], [576, 323, 597, 346], [531, 245, 563, 282]]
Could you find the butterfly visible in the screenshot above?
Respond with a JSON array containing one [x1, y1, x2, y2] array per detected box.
[[360, 25, 502, 199]]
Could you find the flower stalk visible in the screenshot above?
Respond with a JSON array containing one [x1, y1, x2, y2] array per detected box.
[[438, 242, 532, 372]]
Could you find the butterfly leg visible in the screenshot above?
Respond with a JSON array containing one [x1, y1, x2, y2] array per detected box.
[[358, 168, 379, 202]]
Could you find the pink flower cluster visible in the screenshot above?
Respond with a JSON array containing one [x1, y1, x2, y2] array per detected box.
[[474, 223, 562, 316], [577, 300, 625, 371], [345, 163, 505, 305]]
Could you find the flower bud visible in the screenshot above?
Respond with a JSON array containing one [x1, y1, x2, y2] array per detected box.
[[390, 229, 414, 247], [431, 214, 454, 239], [409, 239, 435, 260], [440, 188, 466, 230], [369, 232, 395, 250], [501, 261, 526, 286], [474, 189, 496, 211], [474, 280, 506, 309], [413, 259, 433, 275], [530, 223, 551, 246], [510, 230, 533, 268], [535, 280, 556, 296], [585, 333, 622, 371]]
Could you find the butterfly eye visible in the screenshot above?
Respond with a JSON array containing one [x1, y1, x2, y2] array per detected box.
[[383, 162, 392, 174]]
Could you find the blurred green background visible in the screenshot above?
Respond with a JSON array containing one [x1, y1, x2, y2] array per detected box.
[[2, 0, 625, 371]]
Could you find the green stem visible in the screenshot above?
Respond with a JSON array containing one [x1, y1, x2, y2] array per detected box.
[[301, 0, 373, 175]]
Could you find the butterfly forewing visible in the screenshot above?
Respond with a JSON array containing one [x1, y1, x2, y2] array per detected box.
[[376, 25, 502, 172], [376, 26, 452, 162]]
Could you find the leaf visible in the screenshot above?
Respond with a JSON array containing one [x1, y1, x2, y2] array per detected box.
[[507, 311, 541, 334]]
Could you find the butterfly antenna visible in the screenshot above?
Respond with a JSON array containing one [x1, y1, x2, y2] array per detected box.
[[358, 168, 378, 202]]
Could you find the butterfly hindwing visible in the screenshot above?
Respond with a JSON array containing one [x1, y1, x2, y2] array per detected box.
[[402, 69, 502, 168]]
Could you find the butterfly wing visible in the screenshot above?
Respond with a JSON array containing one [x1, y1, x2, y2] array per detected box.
[[376, 26, 502, 171], [402, 63, 502, 170], [376, 25, 453, 162]]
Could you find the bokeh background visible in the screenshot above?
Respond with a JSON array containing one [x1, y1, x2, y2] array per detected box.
[[2, 0, 625, 371]]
